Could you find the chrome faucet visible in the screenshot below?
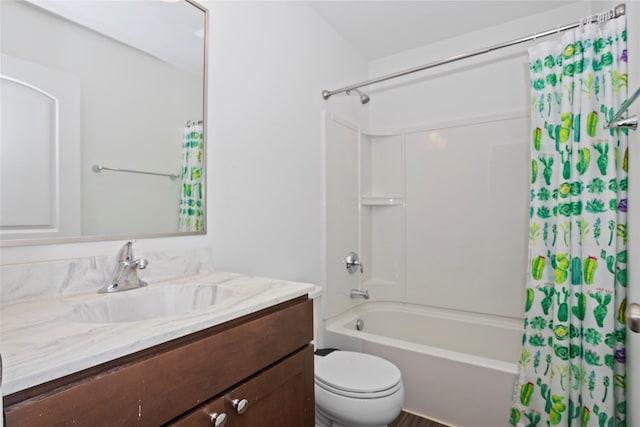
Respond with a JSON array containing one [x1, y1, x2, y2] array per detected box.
[[98, 241, 148, 293], [350, 289, 370, 299]]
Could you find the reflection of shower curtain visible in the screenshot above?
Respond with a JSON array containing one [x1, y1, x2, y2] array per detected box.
[[511, 16, 627, 427], [178, 124, 204, 232]]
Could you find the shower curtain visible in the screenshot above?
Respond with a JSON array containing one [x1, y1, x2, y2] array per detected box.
[[178, 124, 204, 232], [511, 17, 627, 427]]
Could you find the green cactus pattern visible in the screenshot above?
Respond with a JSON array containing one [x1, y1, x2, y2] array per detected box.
[[593, 143, 609, 176], [583, 256, 598, 285], [586, 111, 599, 137], [577, 147, 591, 175], [512, 21, 627, 427], [540, 157, 554, 185], [533, 127, 542, 151], [178, 127, 204, 232], [550, 252, 570, 284]]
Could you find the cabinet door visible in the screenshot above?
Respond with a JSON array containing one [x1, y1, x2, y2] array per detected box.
[[225, 345, 314, 427]]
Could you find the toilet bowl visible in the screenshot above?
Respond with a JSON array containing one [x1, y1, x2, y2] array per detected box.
[[314, 350, 404, 427]]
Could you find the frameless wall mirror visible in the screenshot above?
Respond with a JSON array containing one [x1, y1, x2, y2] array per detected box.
[[0, 0, 207, 247]]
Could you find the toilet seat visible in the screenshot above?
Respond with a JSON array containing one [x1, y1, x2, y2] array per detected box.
[[315, 351, 402, 399]]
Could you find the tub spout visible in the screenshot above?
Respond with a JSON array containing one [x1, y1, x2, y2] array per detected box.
[[350, 289, 370, 299]]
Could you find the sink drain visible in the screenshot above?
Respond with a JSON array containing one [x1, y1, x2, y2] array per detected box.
[[355, 318, 364, 331]]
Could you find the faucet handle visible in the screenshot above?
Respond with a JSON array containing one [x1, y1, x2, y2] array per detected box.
[[345, 252, 363, 274], [116, 240, 135, 262]]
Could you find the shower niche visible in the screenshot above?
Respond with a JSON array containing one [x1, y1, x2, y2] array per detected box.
[[359, 132, 403, 301]]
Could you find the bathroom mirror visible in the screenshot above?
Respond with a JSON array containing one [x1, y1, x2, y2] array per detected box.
[[0, 0, 207, 246]]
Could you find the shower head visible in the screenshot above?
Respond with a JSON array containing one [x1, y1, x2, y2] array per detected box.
[[347, 88, 370, 104], [359, 90, 370, 105]]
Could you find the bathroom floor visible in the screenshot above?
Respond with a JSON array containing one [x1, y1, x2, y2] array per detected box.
[[390, 411, 448, 427]]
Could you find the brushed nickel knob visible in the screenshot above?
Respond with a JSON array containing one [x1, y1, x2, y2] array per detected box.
[[209, 412, 227, 427], [345, 252, 363, 274], [232, 398, 249, 415], [627, 303, 640, 333]]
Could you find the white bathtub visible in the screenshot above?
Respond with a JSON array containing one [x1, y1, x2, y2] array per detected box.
[[322, 302, 523, 427]]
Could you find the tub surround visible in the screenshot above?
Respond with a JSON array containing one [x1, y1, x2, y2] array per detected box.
[[1, 250, 320, 396]]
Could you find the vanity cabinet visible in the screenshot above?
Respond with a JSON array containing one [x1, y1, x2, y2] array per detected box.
[[3, 296, 314, 427], [170, 345, 313, 426]]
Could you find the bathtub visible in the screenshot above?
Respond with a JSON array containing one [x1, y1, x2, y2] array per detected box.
[[322, 302, 523, 427]]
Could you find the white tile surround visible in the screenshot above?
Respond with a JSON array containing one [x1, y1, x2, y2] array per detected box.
[[0, 249, 320, 396]]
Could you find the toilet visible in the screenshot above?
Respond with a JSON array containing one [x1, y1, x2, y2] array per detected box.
[[314, 350, 405, 427]]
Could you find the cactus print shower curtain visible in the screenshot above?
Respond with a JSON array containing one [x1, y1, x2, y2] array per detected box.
[[178, 124, 204, 232], [510, 17, 628, 427]]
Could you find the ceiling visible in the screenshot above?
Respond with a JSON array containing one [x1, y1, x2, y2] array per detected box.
[[307, 1, 577, 61], [27, 0, 205, 74]]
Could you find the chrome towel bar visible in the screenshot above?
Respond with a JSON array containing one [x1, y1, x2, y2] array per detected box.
[[92, 164, 179, 181]]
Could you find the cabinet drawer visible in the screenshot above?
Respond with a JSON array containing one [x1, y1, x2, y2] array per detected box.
[[169, 396, 226, 427], [171, 345, 314, 427], [225, 345, 314, 427], [4, 297, 313, 426]]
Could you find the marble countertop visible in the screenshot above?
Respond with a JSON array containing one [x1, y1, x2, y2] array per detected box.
[[1, 271, 321, 396]]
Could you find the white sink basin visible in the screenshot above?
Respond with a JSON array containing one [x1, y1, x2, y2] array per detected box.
[[66, 284, 220, 323]]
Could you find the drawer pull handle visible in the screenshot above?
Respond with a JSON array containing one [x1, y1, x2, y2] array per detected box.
[[209, 412, 227, 427], [232, 398, 249, 415]]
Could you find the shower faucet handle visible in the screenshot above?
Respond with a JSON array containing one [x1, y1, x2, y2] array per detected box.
[[628, 303, 640, 333], [345, 252, 363, 274]]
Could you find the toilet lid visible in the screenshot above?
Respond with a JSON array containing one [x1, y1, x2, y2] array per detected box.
[[315, 351, 401, 394]]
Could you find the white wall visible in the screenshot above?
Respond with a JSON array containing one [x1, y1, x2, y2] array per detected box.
[[205, 0, 367, 284], [0, 1, 368, 290], [367, 2, 600, 129]]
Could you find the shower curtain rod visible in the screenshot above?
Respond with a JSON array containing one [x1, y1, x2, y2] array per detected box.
[[322, 3, 626, 100]]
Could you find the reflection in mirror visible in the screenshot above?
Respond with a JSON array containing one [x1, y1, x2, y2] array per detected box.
[[0, 0, 207, 246]]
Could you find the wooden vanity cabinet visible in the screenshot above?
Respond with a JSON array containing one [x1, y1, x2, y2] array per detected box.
[[170, 345, 314, 427], [3, 296, 314, 427]]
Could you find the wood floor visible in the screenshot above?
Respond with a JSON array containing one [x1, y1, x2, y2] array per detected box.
[[389, 411, 448, 427]]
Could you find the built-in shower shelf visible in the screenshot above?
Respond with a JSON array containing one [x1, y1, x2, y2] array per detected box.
[[361, 196, 403, 206]]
